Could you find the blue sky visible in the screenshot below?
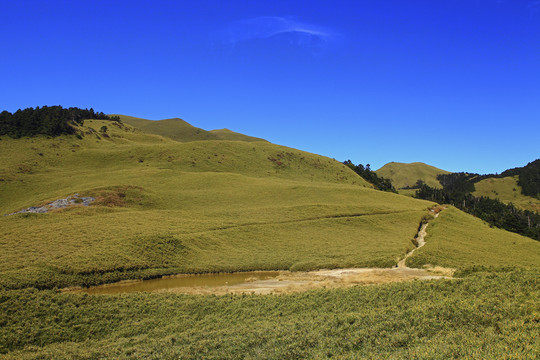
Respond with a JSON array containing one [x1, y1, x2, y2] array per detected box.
[[1, 0, 539, 174]]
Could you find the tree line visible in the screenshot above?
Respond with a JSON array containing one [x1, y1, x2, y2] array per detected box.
[[0, 106, 120, 138], [343, 160, 396, 192]]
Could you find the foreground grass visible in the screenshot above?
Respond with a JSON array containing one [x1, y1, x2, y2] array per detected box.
[[0, 270, 538, 359], [408, 207, 540, 269]]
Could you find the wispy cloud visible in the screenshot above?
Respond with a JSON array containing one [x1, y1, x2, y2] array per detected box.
[[216, 16, 340, 49]]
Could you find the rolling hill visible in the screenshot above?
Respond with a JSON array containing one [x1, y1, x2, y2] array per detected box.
[[0, 118, 438, 290], [116, 115, 268, 143], [1, 115, 539, 359], [473, 175, 540, 212], [408, 206, 540, 268], [376, 161, 450, 190], [209, 128, 268, 142]]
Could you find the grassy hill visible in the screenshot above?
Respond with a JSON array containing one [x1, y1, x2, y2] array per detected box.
[[0, 119, 438, 290], [408, 206, 540, 269], [1, 118, 539, 358], [209, 128, 268, 142], [117, 115, 268, 143], [115, 115, 221, 142], [473, 175, 540, 212], [376, 162, 450, 190]]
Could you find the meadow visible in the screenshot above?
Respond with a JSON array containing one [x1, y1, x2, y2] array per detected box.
[[114, 115, 268, 142], [473, 175, 540, 212], [407, 206, 540, 269], [0, 120, 434, 289], [0, 269, 538, 359], [1, 119, 539, 359]]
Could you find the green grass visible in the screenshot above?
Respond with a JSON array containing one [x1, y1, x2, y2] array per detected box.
[[473, 175, 540, 212], [1, 269, 538, 359], [1, 118, 540, 359], [0, 120, 436, 289], [408, 206, 540, 269], [397, 188, 418, 197], [208, 128, 268, 142], [116, 115, 268, 143], [0, 119, 372, 214], [376, 161, 450, 189], [115, 115, 221, 142]]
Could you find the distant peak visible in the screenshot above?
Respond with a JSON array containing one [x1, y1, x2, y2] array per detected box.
[[161, 118, 188, 122]]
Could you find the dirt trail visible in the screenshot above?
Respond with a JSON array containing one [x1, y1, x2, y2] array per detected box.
[[72, 208, 452, 295], [160, 208, 452, 295], [397, 212, 438, 269]]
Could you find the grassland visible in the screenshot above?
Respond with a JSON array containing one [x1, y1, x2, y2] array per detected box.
[[407, 206, 540, 269], [1, 269, 538, 359], [473, 175, 540, 212], [2, 118, 539, 359], [114, 115, 222, 142], [0, 119, 436, 289], [209, 128, 268, 142], [117, 115, 268, 142], [376, 162, 450, 189]]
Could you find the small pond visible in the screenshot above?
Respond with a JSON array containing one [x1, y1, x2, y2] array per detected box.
[[71, 271, 281, 295]]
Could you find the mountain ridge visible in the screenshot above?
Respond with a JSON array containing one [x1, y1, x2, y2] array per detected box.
[[376, 161, 450, 189], [114, 114, 268, 143]]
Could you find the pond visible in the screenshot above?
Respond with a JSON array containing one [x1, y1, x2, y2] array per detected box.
[[70, 271, 281, 295]]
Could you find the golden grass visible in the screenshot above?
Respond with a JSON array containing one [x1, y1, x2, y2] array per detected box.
[[1, 270, 539, 358], [407, 206, 540, 269], [116, 115, 267, 142], [376, 161, 450, 189], [208, 128, 268, 142], [1, 118, 539, 360], [0, 120, 437, 289], [473, 175, 540, 212]]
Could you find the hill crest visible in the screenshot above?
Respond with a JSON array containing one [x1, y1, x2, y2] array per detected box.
[[376, 161, 450, 189], [115, 115, 268, 143]]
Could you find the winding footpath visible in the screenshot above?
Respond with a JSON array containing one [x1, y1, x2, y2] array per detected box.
[[73, 208, 452, 295], [198, 207, 452, 294], [397, 212, 439, 269]]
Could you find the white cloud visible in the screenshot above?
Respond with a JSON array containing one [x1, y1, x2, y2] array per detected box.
[[217, 16, 339, 48]]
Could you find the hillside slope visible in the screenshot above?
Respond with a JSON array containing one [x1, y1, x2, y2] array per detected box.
[[2, 118, 539, 359], [116, 115, 221, 142], [0, 119, 437, 289], [209, 128, 268, 142], [473, 175, 540, 212], [408, 206, 540, 269], [376, 162, 450, 189], [117, 115, 268, 143]]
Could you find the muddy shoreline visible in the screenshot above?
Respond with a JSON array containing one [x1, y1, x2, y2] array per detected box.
[[65, 208, 452, 295]]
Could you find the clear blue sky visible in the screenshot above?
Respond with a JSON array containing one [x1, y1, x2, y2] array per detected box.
[[1, 0, 539, 174]]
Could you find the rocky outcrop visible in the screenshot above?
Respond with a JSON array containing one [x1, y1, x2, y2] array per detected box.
[[6, 194, 95, 216]]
